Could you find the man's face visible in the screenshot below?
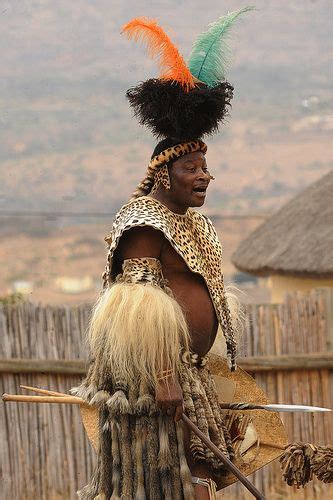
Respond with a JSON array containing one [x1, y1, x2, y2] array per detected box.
[[168, 151, 212, 208]]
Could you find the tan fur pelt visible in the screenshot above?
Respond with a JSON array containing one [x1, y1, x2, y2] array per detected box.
[[179, 362, 234, 475], [87, 282, 189, 388]]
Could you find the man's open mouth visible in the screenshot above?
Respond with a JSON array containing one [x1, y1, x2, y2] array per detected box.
[[193, 186, 207, 196]]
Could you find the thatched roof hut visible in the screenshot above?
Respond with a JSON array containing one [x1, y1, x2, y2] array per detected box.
[[232, 170, 333, 280]]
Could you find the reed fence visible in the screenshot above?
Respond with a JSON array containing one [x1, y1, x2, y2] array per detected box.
[[1, 288, 332, 499]]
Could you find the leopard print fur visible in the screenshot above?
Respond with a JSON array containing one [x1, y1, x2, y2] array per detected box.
[[149, 140, 207, 172], [103, 196, 237, 370], [117, 257, 168, 289]]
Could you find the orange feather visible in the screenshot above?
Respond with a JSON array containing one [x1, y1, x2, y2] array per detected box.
[[122, 17, 195, 91]]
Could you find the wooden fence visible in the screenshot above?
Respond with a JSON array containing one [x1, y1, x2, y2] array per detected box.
[[1, 288, 332, 499]]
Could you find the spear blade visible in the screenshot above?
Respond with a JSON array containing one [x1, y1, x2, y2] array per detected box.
[[220, 402, 332, 413], [262, 404, 332, 413]]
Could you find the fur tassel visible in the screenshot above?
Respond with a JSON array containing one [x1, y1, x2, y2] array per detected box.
[[280, 442, 333, 486], [311, 445, 333, 483], [188, 368, 211, 463], [225, 284, 245, 345], [99, 409, 113, 498], [122, 17, 195, 90], [168, 420, 182, 499], [119, 415, 133, 497], [77, 484, 98, 500], [135, 394, 156, 416], [111, 421, 121, 498], [134, 419, 146, 499], [90, 390, 110, 406], [77, 466, 100, 499], [145, 418, 161, 499], [135, 379, 156, 416], [88, 282, 189, 388], [176, 423, 195, 499], [211, 287, 245, 357], [102, 419, 110, 433], [107, 390, 131, 415], [279, 442, 315, 487], [70, 383, 97, 403], [158, 417, 173, 500], [158, 416, 173, 471]]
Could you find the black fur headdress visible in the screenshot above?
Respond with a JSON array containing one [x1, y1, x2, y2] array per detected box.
[[126, 80, 233, 142]]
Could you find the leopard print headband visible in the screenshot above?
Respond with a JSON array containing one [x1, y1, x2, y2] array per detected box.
[[149, 139, 207, 171], [132, 139, 208, 199]]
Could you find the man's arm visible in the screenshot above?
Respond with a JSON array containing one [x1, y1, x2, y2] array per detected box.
[[114, 225, 184, 421], [115, 226, 163, 262]]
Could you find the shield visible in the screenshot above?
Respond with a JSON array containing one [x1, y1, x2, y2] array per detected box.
[[208, 354, 287, 488]]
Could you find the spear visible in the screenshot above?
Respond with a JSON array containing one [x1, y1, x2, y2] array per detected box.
[[181, 413, 265, 499], [3, 392, 331, 414]]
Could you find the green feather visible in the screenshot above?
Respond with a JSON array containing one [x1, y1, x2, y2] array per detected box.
[[188, 6, 255, 87]]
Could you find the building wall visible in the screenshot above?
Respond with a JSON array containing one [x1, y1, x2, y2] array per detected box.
[[269, 275, 333, 302]]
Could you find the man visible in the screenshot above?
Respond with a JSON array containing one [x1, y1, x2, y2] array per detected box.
[[113, 146, 233, 499], [74, 141, 238, 500], [72, 12, 251, 499]]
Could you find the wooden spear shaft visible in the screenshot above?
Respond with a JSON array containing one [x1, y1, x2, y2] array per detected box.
[[181, 413, 266, 500], [20, 385, 68, 397], [2, 394, 82, 404]]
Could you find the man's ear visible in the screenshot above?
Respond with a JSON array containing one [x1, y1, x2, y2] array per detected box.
[[168, 161, 176, 177]]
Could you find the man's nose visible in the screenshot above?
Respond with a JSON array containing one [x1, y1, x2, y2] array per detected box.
[[197, 168, 210, 181]]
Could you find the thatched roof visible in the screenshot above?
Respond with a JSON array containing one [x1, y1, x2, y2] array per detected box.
[[232, 170, 333, 278]]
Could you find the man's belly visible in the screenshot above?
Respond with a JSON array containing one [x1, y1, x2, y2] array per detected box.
[[164, 271, 219, 356]]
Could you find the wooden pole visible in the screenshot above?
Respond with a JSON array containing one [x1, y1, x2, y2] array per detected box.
[[181, 413, 266, 500], [1, 353, 333, 374]]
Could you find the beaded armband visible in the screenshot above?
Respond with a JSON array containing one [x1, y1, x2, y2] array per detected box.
[[117, 257, 168, 289]]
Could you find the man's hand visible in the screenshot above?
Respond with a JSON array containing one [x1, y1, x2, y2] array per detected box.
[[155, 375, 184, 422]]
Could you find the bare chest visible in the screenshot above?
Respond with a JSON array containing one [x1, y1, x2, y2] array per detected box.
[[161, 239, 218, 355]]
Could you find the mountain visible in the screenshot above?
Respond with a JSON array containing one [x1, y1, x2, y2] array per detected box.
[[0, 0, 332, 215]]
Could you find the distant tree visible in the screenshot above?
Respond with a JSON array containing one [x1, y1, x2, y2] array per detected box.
[[0, 293, 25, 305]]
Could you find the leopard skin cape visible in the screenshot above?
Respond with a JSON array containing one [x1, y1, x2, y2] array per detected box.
[[103, 195, 237, 370]]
